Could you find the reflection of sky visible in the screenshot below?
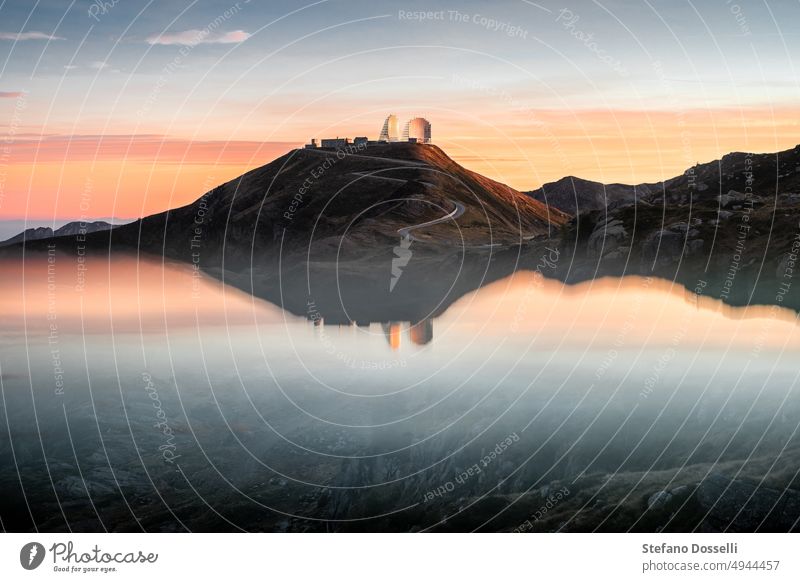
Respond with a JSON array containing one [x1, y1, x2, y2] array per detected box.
[[440, 272, 800, 351], [0, 255, 290, 334], [1, 0, 799, 219]]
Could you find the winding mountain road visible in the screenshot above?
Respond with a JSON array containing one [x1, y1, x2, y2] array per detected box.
[[309, 149, 504, 246], [344, 169, 465, 243], [399, 199, 465, 242]]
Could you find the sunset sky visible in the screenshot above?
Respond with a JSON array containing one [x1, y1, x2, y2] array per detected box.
[[1, 0, 799, 225]]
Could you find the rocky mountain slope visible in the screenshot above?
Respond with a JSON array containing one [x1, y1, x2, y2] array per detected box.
[[527, 145, 800, 215]]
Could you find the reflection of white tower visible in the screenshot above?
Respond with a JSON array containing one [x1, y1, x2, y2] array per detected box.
[[402, 117, 432, 143], [379, 114, 399, 142]]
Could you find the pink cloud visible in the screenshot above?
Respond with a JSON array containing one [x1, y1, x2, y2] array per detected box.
[[0, 91, 25, 99], [146, 29, 250, 46]]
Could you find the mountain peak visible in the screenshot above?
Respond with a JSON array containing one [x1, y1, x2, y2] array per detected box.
[[93, 142, 568, 269]]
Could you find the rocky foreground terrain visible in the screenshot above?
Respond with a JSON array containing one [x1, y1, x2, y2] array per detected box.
[[4, 372, 798, 532]]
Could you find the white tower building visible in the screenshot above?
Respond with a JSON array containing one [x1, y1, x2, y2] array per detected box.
[[379, 114, 400, 142], [402, 117, 432, 143]]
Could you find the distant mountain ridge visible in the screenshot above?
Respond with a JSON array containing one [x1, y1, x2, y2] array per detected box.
[[0, 221, 115, 248], [526, 176, 652, 215]]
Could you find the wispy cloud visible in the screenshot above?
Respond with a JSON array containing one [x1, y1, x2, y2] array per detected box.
[[62, 62, 117, 72], [90, 61, 110, 70], [89, 60, 121, 73], [0, 91, 25, 98], [146, 29, 250, 46], [0, 31, 64, 41]]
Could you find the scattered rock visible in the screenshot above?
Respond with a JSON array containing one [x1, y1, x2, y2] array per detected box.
[[602, 246, 629, 261], [685, 239, 704, 257], [719, 190, 749, 208], [647, 490, 673, 510], [587, 218, 628, 259], [642, 229, 683, 265], [669, 221, 690, 233], [642, 223, 704, 265]]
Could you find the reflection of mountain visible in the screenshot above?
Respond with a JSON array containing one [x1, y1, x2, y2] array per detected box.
[[262, 242, 545, 327]]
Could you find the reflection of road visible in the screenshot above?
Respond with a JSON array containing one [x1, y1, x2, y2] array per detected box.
[[399, 199, 465, 242]]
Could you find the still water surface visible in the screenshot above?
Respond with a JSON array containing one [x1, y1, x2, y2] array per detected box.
[[1, 254, 799, 531]]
